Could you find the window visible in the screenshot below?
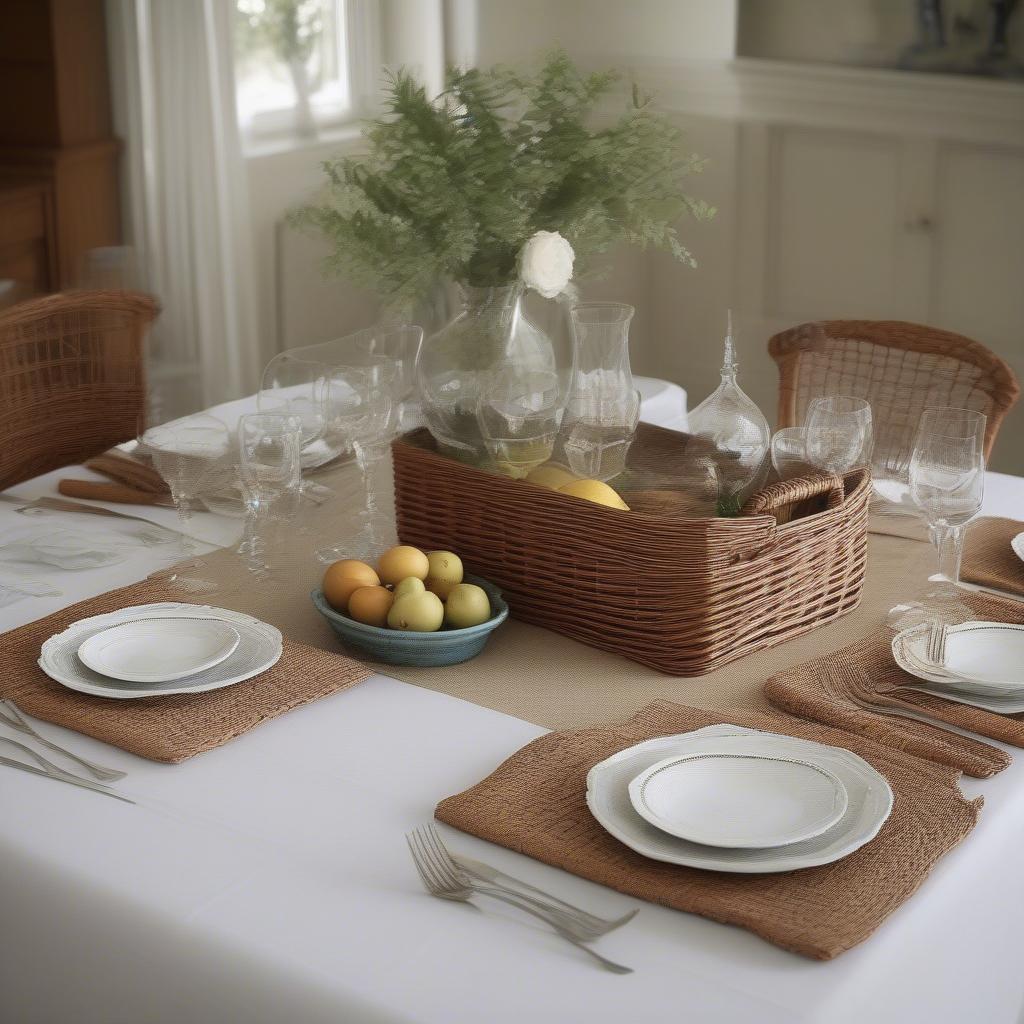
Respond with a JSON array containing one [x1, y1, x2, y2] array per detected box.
[[234, 0, 350, 139]]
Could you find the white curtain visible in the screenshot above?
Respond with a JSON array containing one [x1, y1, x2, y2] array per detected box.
[[106, 0, 260, 415]]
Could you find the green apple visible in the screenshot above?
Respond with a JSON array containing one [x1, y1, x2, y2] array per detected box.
[[444, 583, 491, 629], [426, 550, 463, 600], [387, 591, 444, 632], [393, 576, 426, 599]]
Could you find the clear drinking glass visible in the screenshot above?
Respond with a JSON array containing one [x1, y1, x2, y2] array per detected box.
[[889, 407, 986, 628], [561, 303, 638, 483], [258, 355, 330, 468], [316, 364, 397, 564], [804, 396, 873, 475], [237, 413, 303, 579], [770, 427, 813, 480], [477, 370, 563, 478], [143, 414, 231, 594]]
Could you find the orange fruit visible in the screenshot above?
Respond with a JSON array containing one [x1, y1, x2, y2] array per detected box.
[[322, 559, 380, 613], [377, 545, 430, 586], [347, 585, 395, 627]]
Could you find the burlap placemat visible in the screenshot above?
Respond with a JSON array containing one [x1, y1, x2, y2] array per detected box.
[[0, 575, 371, 763], [962, 516, 1024, 597], [435, 700, 980, 961], [765, 590, 1024, 778]]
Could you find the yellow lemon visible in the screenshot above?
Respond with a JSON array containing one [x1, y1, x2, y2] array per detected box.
[[426, 550, 463, 600], [558, 479, 630, 511], [322, 560, 380, 613], [347, 585, 395, 627], [444, 583, 491, 629], [377, 545, 430, 586], [524, 463, 578, 490]]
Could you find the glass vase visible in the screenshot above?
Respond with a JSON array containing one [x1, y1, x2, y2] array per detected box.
[[558, 302, 639, 483], [417, 284, 559, 466]]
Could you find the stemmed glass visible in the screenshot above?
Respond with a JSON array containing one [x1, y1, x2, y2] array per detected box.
[[143, 414, 231, 594], [258, 354, 330, 468], [888, 407, 986, 628], [477, 370, 563, 478], [316, 363, 397, 564], [804, 396, 873, 475], [237, 413, 303, 579]]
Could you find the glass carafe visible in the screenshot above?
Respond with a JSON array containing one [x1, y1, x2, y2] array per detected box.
[[417, 284, 558, 465], [688, 312, 770, 515], [559, 303, 639, 482]]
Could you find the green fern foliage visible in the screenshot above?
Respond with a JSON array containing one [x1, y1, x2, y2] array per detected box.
[[294, 51, 715, 307]]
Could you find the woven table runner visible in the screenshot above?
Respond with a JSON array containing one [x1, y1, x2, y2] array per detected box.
[[0, 574, 371, 763], [962, 516, 1024, 597], [435, 700, 980, 961], [764, 589, 1024, 778]]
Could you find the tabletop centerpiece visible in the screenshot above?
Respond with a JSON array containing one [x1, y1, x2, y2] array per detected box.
[[296, 50, 714, 465]]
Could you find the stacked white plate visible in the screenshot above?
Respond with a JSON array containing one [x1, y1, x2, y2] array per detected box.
[[39, 602, 283, 699], [587, 725, 893, 873], [892, 620, 1024, 713]]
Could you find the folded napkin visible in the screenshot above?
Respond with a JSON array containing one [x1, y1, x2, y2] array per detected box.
[[85, 450, 170, 495], [0, 575, 370, 762], [436, 700, 979, 961], [765, 590, 1024, 778], [962, 517, 1024, 597]]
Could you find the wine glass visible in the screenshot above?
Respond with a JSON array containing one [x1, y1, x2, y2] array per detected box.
[[143, 414, 231, 594], [237, 413, 303, 579], [804, 396, 873, 475], [477, 370, 563, 479], [889, 407, 986, 628], [258, 355, 330, 468], [770, 427, 813, 480], [316, 364, 397, 564]]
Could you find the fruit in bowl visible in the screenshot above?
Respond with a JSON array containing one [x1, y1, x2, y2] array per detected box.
[[319, 545, 492, 634]]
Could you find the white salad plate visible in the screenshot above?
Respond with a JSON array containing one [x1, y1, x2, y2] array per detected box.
[[587, 725, 893, 873], [40, 603, 282, 699], [77, 616, 241, 683], [627, 751, 848, 849], [1012, 531, 1024, 566], [893, 622, 1024, 705]]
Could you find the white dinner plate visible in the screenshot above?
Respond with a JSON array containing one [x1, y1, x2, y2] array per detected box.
[[40, 603, 282, 699], [587, 726, 892, 873], [628, 751, 848, 848], [77, 617, 241, 683], [894, 622, 1024, 693], [1012, 531, 1024, 566]]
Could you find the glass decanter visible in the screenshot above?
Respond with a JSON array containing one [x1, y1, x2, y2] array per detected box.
[[558, 302, 640, 483], [688, 312, 770, 515], [417, 284, 559, 466]]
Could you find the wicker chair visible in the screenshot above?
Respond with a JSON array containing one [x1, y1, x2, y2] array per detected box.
[[769, 320, 1019, 467], [0, 290, 159, 490]]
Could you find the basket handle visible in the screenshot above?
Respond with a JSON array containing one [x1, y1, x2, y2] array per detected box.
[[740, 472, 844, 517]]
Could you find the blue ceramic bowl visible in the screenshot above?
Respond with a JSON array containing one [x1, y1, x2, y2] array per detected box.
[[311, 574, 508, 667]]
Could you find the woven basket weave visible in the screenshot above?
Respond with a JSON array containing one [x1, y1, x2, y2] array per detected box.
[[392, 423, 870, 676]]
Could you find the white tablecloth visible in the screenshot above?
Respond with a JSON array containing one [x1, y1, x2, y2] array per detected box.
[[2, 391, 1023, 1024]]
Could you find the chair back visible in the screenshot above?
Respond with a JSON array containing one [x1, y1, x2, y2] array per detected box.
[[768, 320, 1019, 466], [0, 290, 159, 490]]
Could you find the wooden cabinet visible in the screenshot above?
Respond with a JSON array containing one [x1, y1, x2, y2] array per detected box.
[[0, 0, 120, 288], [0, 180, 57, 297]]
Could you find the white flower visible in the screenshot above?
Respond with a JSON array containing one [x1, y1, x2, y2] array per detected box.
[[519, 230, 575, 299]]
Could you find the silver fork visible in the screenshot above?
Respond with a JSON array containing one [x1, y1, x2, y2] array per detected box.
[[0, 700, 127, 781], [422, 824, 637, 940], [406, 829, 633, 974], [0, 740, 135, 804]]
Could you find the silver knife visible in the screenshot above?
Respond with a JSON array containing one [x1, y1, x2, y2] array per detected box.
[[0, 755, 136, 804]]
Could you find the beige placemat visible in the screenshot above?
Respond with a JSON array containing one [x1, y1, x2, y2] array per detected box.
[[765, 590, 1024, 778], [962, 516, 1024, 597], [1, 575, 371, 763], [435, 700, 980, 961]]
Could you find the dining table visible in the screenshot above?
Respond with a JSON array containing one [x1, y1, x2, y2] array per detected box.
[[2, 378, 1023, 1024]]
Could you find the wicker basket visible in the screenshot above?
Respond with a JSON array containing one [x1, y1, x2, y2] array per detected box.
[[392, 424, 870, 676]]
